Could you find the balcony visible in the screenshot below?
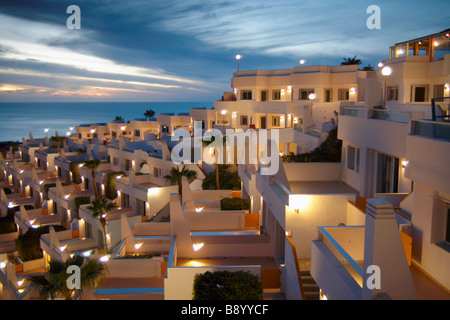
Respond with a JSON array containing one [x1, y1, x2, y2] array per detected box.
[[410, 119, 450, 142]]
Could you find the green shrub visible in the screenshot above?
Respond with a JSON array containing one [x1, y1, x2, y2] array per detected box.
[[220, 197, 250, 211], [0, 208, 18, 234], [74, 196, 91, 218], [202, 165, 241, 190], [15, 225, 66, 261], [106, 172, 125, 200], [282, 126, 341, 162], [193, 270, 263, 300], [69, 161, 83, 184]]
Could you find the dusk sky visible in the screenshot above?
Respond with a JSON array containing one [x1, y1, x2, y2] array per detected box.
[[0, 0, 449, 102]]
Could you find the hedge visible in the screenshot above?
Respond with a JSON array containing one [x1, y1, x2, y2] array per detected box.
[[220, 197, 250, 211], [193, 270, 263, 300], [15, 224, 66, 261], [69, 161, 84, 184], [106, 172, 125, 200]]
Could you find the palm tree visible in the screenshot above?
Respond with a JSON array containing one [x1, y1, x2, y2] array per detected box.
[[50, 136, 66, 156], [164, 165, 198, 196], [144, 109, 155, 121], [114, 115, 124, 121], [87, 197, 117, 253], [341, 55, 362, 65], [202, 135, 228, 190], [27, 254, 107, 300], [83, 159, 101, 198], [7, 141, 20, 157]]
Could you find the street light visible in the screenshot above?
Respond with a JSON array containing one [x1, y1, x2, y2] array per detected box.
[[381, 66, 392, 108], [236, 54, 242, 72]]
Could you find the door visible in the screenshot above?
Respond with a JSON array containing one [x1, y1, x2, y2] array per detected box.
[[260, 116, 266, 129]]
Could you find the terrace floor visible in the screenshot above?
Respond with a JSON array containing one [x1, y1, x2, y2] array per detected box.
[[288, 180, 359, 195]]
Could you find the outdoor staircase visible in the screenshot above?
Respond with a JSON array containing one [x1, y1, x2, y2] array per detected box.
[[300, 271, 320, 300]]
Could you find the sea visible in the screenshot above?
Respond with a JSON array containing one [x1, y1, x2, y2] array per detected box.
[[0, 102, 214, 142]]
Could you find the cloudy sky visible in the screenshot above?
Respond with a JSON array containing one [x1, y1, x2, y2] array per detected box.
[[0, 0, 448, 102]]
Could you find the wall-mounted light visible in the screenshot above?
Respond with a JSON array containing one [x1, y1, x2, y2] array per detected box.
[[308, 93, 316, 100], [445, 83, 449, 90], [285, 230, 292, 237], [221, 109, 227, 115], [434, 41, 439, 47], [134, 242, 143, 250], [350, 87, 356, 94], [195, 207, 204, 212], [401, 160, 409, 168], [287, 86, 292, 92], [193, 242, 204, 251], [100, 256, 109, 262], [120, 126, 126, 131], [281, 89, 285, 94]]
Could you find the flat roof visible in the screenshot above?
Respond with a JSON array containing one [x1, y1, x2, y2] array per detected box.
[[394, 28, 450, 45]]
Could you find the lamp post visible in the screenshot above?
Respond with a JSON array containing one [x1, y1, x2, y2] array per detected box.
[[381, 66, 392, 109], [235, 54, 242, 72]]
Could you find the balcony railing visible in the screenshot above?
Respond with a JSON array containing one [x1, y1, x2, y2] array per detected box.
[[431, 97, 450, 122], [340, 106, 365, 118], [318, 226, 363, 287], [411, 120, 450, 142], [369, 109, 411, 123]]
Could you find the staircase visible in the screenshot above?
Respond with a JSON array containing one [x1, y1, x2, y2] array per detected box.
[[300, 271, 320, 300]]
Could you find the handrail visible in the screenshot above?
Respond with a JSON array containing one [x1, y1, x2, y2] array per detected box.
[[285, 236, 305, 300], [165, 236, 177, 279], [318, 226, 363, 277]]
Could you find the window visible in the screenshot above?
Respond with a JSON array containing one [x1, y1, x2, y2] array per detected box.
[[387, 86, 399, 101], [338, 89, 350, 101], [272, 116, 280, 127], [241, 90, 252, 100], [434, 84, 445, 99], [411, 85, 429, 102], [376, 153, 399, 193], [325, 89, 333, 102], [261, 90, 268, 101], [112, 157, 118, 166], [112, 131, 117, 138], [272, 90, 281, 100], [300, 89, 315, 100], [347, 146, 360, 172], [135, 129, 141, 137], [240, 116, 248, 125]]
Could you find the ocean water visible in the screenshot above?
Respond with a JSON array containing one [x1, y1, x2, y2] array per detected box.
[[0, 102, 213, 142]]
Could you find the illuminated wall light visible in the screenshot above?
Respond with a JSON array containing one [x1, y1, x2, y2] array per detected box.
[[59, 245, 67, 252], [350, 87, 356, 94], [83, 251, 91, 257], [0, 262, 5, 269], [195, 207, 204, 212], [78, 163, 83, 168], [99, 256, 109, 262], [285, 230, 292, 237], [433, 41, 439, 47], [402, 160, 409, 168], [193, 242, 204, 251], [134, 242, 143, 250], [8, 202, 15, 209], [445, 84, 449, 90], [287, 86, 292, 92], [290, 195, 311, 214], [120, 126, 126, 131], [17, 280, 24, 287], [29, 219, 36, 226], [281, 89, 285, 94], [308, 93, 316, 100]]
